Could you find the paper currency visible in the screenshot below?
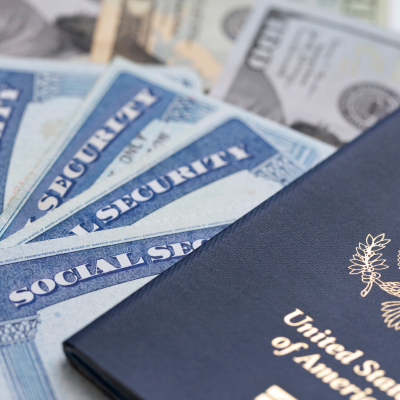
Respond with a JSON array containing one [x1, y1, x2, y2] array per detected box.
[[211, 0, 400, 146], [90, 0, 390, 88], [90, 0, 161, 64], [0, 107, 335, 248], [0, 0, 100, 59], [294, 0, 389, 24], [0, 210, 233, 400], [0, 57, 220, 241]]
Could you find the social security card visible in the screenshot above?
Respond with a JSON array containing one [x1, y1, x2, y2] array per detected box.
[[0, 209, 231, 400], [0, 57, 105, 214], [0, 57, 216, 241], [1, 109, 335, 247], [0, 57, 200, 214]]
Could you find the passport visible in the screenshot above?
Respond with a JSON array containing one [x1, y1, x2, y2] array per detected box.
[[64, 109, 400, 400]]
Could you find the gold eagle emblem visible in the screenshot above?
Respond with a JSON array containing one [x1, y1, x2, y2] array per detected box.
[[349, 234, 400, 330]]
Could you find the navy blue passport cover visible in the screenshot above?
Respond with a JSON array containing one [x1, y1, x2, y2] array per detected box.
[[64, 110, 400, 400]]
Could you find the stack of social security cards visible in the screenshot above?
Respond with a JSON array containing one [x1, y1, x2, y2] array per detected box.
[[1, 1, 400, 400]]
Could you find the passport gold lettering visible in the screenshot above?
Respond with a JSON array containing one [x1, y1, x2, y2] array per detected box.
[[254, 385, 298, 400], [271, 337, 308, 356], [284, 308, 364, 363], [272, 338, 376, 399], [278, 308, 400, 399]]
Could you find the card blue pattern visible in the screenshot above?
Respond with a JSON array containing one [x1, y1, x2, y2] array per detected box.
[[32, 72, 98, 102], [26, 119, 300, 243], [0, 224, 226, 400], [1, 73, 214, 239], [0, 71, 33, 213]]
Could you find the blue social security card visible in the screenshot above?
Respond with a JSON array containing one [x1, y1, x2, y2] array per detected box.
[[0, 57, 104, 214], [0, 57, 201, 215], [1, 108, 335, 248], [0, 57, 215, 241], [0, 209, 231, 400]]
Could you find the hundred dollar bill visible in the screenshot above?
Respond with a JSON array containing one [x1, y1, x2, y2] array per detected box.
[[0, 108, 335, 248], [0, 209, 236, 400], [90, 0, 390, 89], [211, 0, 400, 146], [0, 58, 202, 213], [0, 57, 218, 241], [0, 0, 99, 59]]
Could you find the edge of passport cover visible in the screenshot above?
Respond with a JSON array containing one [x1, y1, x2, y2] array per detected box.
[[64, 108, 400, 400], [64, 346, 139, 400]]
